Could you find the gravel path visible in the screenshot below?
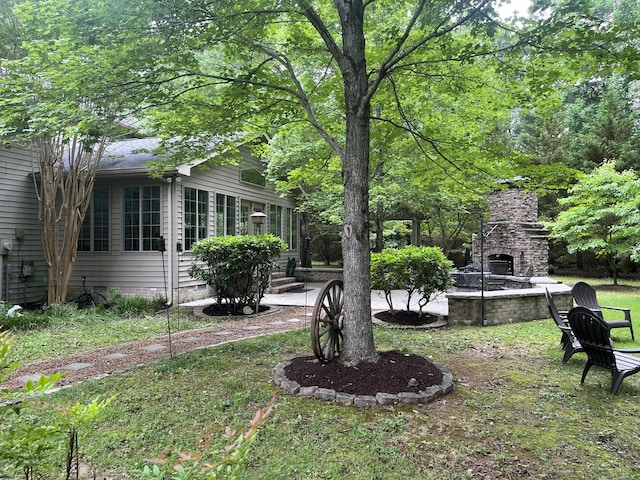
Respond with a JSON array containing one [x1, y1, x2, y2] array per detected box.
[[1, 306, 309, 391]]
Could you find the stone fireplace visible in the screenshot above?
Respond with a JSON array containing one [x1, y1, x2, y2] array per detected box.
[[472, 186, 549, 277]]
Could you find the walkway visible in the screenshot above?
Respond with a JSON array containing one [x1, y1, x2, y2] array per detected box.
[[183, 282, 450, 317], [2, 287, 448, 392], [2, 306, 308, 391]]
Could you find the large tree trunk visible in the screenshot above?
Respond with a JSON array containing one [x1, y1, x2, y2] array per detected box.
[[336, 0, 378, 364]]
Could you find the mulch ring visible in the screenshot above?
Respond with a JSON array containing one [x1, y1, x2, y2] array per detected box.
[[372, 310, 448, 330], [273, 350, 454, 407]]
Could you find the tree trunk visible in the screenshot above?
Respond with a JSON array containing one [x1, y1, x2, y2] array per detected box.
[[34, 134, 105, 304], [374, 203, 384, 253], [336, 0, 378, 364]]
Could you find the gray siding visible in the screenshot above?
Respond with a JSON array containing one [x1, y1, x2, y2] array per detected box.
[[72, 145, 299, 303], [0, 145, 47, 305]]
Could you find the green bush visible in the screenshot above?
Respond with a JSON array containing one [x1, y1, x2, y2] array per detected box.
[[188, 235, 287, 313], [370, 245, 453, 314]]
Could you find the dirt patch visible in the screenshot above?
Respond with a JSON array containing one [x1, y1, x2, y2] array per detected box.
[[284, 350, 444, 396]]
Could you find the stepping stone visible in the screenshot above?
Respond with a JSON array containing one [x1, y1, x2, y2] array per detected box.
[[178, 336, 200, 343], [213, 330, 233, 336], [287, 318, 302, 323], [62, 362, 92, 371], [269, 321, 286, 325], [103, 353, 128, 361], [242, 326, 262, 331], [141, 344, 166, 352], [17, 373, 44, 385]]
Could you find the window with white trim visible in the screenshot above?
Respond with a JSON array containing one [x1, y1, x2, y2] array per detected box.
[[124, 186, 161, 251], [216, 193, 236, 236], [78, 188, 109, 252], [184, 187, 208, 250]]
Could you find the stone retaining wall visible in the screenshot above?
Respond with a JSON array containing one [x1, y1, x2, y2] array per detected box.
[[447, 286, 572, 326], [294, 267, 343, 283]]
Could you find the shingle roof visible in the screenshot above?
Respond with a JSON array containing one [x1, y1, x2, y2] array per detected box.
[[99, 137, 163, 171]]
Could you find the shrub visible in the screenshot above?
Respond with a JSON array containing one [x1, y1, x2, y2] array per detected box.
[[188, 235, 287, 313], [371, 245, 453, 314]]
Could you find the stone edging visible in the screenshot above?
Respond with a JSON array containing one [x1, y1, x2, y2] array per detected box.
[[192, 303, 283, 319], [272, 353, 454, 407], [371, 313, 448, 330]]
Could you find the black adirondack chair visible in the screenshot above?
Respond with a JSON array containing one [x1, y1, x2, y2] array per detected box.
[[545, 288, 583, 363], [571, 281, 634, 340], [568, 306, 640, 394]]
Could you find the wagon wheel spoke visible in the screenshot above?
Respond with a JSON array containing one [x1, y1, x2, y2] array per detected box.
[[311, 279, 344, 363]]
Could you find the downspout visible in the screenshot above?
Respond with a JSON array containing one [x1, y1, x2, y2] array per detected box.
[[165, 177, 175, 307]]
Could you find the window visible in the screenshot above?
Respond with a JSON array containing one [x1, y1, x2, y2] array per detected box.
[[184, 187, 209, 250], [78, 188, 109, 252], [270, 205, 283, 238], [124, 186, 161, 251], [287, 208, 298, 250], [216, 194, 236, 236], [240, 168, 266, 187]]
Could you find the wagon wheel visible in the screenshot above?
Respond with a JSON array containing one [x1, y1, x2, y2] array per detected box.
[[311, 279, 345, 363]]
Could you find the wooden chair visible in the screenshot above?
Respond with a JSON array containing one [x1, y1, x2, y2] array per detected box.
[[545, 288, 583, 363], [571, 281, 634, 340], [568, 306, 640, 394]]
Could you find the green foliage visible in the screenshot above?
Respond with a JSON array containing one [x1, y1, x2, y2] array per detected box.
[[1, 329, 112, 479], [108, 289, 166, 317], [546, 161, 640, 283], [188, 235, 286, 313], [370, 245, 453, 314], [0, 302, 51, 331], [139, 396, 275, 480]]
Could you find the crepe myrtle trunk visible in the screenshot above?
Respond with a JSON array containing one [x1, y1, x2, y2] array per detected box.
[[337, 0, 378, 365]]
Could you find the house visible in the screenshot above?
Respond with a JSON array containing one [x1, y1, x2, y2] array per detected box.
[[0, 143, 45, 306], [0, 137, 300, 306]]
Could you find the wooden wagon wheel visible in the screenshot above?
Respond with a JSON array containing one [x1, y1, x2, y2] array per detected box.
[[311, 279, 345, 363]]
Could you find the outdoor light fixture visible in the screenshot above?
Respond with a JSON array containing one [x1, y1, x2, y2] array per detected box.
[[250, 211, 267, 224]]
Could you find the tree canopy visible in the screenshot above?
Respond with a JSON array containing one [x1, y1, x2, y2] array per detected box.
[[547, 162, 640, 284]]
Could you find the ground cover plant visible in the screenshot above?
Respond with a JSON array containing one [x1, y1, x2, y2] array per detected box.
[[1, 300, 210, 364], [5, 276, 640, 478]]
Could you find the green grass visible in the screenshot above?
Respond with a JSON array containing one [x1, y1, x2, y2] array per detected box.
[[4, 303, 220, 363], [6, 277, 640, 478], [553, 275, 640, 326]]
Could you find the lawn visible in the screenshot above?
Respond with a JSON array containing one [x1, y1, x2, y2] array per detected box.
[[4, 276, 640, 479]]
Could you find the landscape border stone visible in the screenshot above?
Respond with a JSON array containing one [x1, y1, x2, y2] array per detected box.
[[272, 353, 454, 407], [371, 311, 449, 330]]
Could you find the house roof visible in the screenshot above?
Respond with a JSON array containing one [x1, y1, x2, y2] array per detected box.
[[98, 134, 254, 176], [99, 137, 163, 171]]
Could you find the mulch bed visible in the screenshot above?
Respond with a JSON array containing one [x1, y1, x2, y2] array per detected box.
[[203, 303, 271, 316], [373, 310, 438, 326], [284, 350, 444, 396]]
